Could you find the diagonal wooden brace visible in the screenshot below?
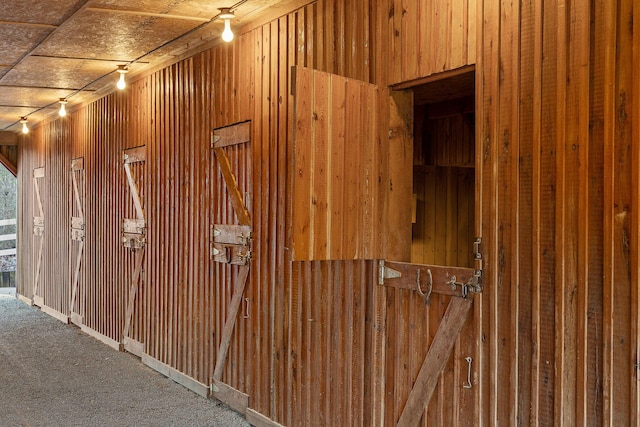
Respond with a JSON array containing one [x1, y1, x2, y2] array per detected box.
[[213, 265, 251, 386], [124, 162, 145, 222], [69, 240, 84, 314], [32, 236, 44, 303], [122, 248, 145, 340], [397, 296, 474, 427], [213, 147, 251, 226]]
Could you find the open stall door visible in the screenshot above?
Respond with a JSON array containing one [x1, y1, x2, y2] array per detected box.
[[291, 67, 389, 261], [210, 121, 252, 414], [69, 158, 85, 326], [291, 66, 482, 426]]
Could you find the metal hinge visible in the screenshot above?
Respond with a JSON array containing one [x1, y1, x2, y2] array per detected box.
[[211, 132, 221, 148], [239, 249, 252, 262], [474, 237, 482, 261], [472, 237, 483, 293], [238, 232, 251, 247], [378, 260, 401, 285]]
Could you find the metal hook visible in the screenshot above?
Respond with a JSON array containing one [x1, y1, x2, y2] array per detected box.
[[416, 269, 432, 305], [243, 297, 250, 319], [464, 356, 473, 389]]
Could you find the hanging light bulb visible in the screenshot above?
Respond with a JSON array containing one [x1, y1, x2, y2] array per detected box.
[[219, 8, 235, 42], [58, 98, 68, 117], [222, 19, 234, 42], [116, 65, 128, 90], [20, 117, 29, 134]]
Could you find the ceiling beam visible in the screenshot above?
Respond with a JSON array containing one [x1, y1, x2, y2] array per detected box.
[[0, 131, 17, 146]]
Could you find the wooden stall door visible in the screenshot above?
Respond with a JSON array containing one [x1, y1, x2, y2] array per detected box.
[[120, 146, 146, 356], [379, 258, 481, 427], [32, 166, 45, 306], [210, 121, 253, 413], [380, 89, 482, 427], [291, 66, 482, 426], [69, 158, 85, 326]]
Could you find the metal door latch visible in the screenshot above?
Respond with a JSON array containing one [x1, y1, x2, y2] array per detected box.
[[447, 275, 480, 298]]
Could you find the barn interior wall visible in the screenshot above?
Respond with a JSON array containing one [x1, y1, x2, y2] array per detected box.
[[477, 0, 640, 425], [13, 0, 640, 425]]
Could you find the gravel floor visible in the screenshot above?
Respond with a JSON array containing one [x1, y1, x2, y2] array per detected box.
[[0, 288, 249, 427]]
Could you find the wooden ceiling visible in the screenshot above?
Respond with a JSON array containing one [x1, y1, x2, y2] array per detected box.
[[0, 0, 287, 132]]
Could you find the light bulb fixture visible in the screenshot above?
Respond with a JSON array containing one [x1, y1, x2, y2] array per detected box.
[[219, 8, 235, 42], [58, 98, 68, 117], [116, 65, 128, 90], [20, 117, 29, 134]]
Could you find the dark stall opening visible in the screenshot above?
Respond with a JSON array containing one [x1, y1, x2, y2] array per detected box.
[[411, 69, 476, 268]]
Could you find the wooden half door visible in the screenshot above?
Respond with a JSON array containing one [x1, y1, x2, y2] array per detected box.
[[32, 166, 45, 306], [290, 66, 483, 426], [69, 157, 85, 326], [291, 66, 390, 261], [210, 121, 252, 413], [381, 90, 482, 426], [120, 145, 146, 357]]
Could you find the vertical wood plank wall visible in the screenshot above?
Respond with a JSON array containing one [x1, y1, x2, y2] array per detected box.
[[387, 0, 477, 84], [477, 0, 640, 425], [14, 0, 640, 425]]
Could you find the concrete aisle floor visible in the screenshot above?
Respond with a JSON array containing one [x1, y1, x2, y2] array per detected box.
[[0, 288, 249, 427]]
